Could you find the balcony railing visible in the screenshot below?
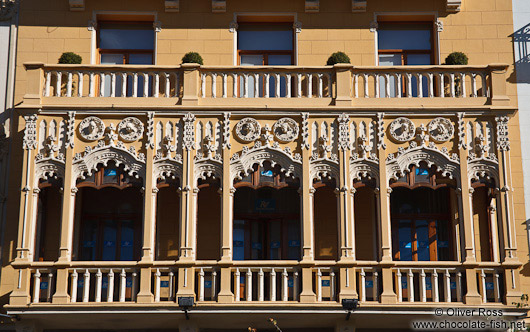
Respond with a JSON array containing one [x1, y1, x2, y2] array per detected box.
[[22, 62, 510, 108]]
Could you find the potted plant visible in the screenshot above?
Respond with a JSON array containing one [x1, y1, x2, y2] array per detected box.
[[182, 52, 204, 65], [326, 51, 351, 65], [444, 51, 468, 96]]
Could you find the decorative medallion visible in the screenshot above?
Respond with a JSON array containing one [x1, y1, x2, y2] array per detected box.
[[235, 117, 261, 142], [117, 117, 144, 142], [272, 118, 299, 143], [78, 116, 104, 141], [388, 117, 415, 142], [428, 117, 454, 143]]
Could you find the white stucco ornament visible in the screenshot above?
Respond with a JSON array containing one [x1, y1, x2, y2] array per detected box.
[[389, 117, 415, 142], [273, 118, 299, 142], [78, 116, 105, 141], [235, 117, 261, 142], [118, 117, 144, 142], [428, 117, 454, 143]]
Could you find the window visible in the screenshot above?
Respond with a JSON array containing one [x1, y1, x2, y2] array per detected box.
[[237, 23, 294, 97], [390, 165, 455, 261], [378, 22, 434, 97], [98, 21, 155, 96]]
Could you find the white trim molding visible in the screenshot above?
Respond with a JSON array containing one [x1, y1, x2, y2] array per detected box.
[[352, 0, 367, 13], [69, 0, 85, 11], [446, 0, 461, 12], [165, 0, 179, 12]]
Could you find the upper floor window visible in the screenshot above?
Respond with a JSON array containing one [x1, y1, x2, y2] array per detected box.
[[378, 22, 433, 66]]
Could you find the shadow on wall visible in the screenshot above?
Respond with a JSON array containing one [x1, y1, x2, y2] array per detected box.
[[512, 23, 530, 83]]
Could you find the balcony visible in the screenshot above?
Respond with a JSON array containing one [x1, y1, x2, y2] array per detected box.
[[21, 62, 511, 110]]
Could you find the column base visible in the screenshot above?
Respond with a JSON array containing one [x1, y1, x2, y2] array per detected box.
[[464, 293, 482, 305], [217, 292, 234, 303], [299, 292, 317, 303], [9, 291, 30, 306], [51, 293, 70, 304], [380, 293, 397, 304], [506, 292, 523, 306], [136, 292, 154, 303]]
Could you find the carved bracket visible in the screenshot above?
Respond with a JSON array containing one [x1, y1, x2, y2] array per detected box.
[[165, 0, 179, 12], [305, 0, 319, 12], [69, 0, 85, 11], [352, 0, 367, 13], [446, 0, 461, 12]]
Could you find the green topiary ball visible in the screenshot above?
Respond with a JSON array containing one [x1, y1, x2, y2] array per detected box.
[[326, 51, 351, 66], [182, 52, 204, 65], [58, 52, 82, 64], [445, 52, 468, 65]]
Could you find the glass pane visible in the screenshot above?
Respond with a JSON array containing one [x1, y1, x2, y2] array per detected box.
[[378, 25, 432, 50], [436, 219, 451, 260], [398, 220, 412, 261], [240, 55, 264, 98], [233, 220, 246, 261], [103, 167, 119, 184], [407, 54, 431, 97], [415, 167, 430, 184], [81, 219, 98, 260], [379, 54, 401, 97], [269, 220, 282, 260], [120, 220, 134, 261], [238, 26, 293, 51], [101, 54, 125, 97], [287, 219, 301, 260], [100, 28, 154, 50], [128, 54, 153, 97], [102, 220, 117, 261], [250, 221, 263, 260], [416, 220, 430, 261], [268, 55, 291, 97]]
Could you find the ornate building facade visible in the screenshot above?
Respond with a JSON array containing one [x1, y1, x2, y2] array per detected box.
[[0, 0, 528, 331]]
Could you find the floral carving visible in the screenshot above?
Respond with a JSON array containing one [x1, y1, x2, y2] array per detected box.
[[235, 117, 261, 142], [78, 116, 104, 141], [273, 118, 299, 143], [118, 117, 144, 142], [428, 117, 454, 143], [389, 117, 415, 142], [23, 114, 37, 150]]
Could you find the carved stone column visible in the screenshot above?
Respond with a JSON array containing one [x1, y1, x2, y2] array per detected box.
[[337, 113, 354, 261]]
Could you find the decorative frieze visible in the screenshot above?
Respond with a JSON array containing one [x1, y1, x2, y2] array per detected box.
[[495, 116, 510, 151], [338, 113, 350, 151], [23, 115, 37, 150], [183, 113, 196, 150]]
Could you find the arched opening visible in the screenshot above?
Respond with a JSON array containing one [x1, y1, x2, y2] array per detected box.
[[196, 177, 221, 260], [313, 178, 338, 261], [35, 177, 63, 261], [73, 161, 143, 261], [472, 178, 498, 262], [233, 161, 301, 261], [390, 162, 457, 262], [156, 177, 180, 260], [353, 178, 378, 261]]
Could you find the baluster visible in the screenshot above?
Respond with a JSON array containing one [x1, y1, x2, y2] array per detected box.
[[318, 74, 324, 98], [327, 73, 332, 97], [154, 73, 160, 98], [396, 73, 402, 98], [132, 272, 138, 302], [45, 71, 51, 97], [270, 269, 277, 301], [264, 74, 270, 98], [444, 269, 451, 303], [297, 73, 302, 98], [119, 269, 126, 302], [374, 74, 380, 98], [480, 270, 487, 303], [438, 73, 445, 98], [168, 271, 174, 302], [66, 72, 73, 97], [471, 73, 478, 97], [282, 269, 288, 301], [165, 73, 170, 98], [363, 74, 369, 98], [143, 73, 149, 97], [132, 73, 138, 97], [406, 73, 412, 98], [360, 268, 366, 302], [330, 271, 336, 302], [232, 73, 238, 98], [456, 272, 462, 302], [460, 73, 466, 97], [243, 74, 249, 98], [235, 268, 240, 301], [420, 269, 426, 302], [433, 269, 439, 303], [95, 269, 102, 302], [77, 72, 83, 97], [107, 269, 114, 303], [253, 73, 259, 97], [222, 73, 227, 98], [55, 72, 62, 97], [211, 270, 217, 301], [83, 269, 90, 303], [396, 269, 402, 302], [46, 273, 54, 302], [89, 72, 95, 97], [417, 73, 423, 98], [108, 73, 115, 97], [384, 74, 390, 98], [353, 74, 358, 98], [316, 269, 322, 302], [212, 73, 217, 98], [154, 269, 161, 302], [408, 269, 414, 302], [493, 272, 500, 303], [293, 271, 299, 301], [307, 73, 313, 98], [275, 73, 281, 98], [428, 73, 434, 98], [198, 268, 205, 301], [246, 269, 252, 301], [32, 270, 41, 303], [201, 73, 206, 98], [481, 73, 488, 97], [258, 269, 264, 301], [373, 271, 379, 302], [70, 269, 78, 303], [98, 73, 104, 97], [285, 74, 292, 98], [450, 73, 456, 97], [121, 73, 127, 97]]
